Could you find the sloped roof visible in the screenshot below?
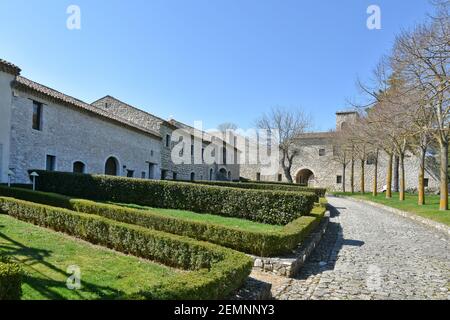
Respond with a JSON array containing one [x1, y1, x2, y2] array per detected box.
[[12, 76, 161, 139], [0, 59, 21, 75]]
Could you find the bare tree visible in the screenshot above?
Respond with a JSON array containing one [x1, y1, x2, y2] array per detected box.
[[332, 129, 352, 192], [392, 3, 449, 209], [256, 107, 311, 183]]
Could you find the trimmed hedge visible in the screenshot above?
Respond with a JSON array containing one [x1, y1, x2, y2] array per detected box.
[[191, 180, 326, 199], [0, 186, 326, 256], [31, 170, 317, 225], [0, 196, 252, 300], [0, 256, 23, 300]]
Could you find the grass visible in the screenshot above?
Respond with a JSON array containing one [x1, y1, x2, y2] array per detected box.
[[0, 214, 180, 300], [332, 192, 450, 227], [110, 202, 285, 233]]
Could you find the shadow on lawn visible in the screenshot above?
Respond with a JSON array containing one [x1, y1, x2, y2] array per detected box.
[[294, 204, 365, 280], [0, 224, 125, 300]]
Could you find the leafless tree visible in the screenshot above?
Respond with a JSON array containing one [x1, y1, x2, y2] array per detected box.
[[391, 3, 449, 209], [256, 106, 312, 183]]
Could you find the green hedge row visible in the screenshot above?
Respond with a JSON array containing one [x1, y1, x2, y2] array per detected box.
[[30, 170, 317, 225], [191, 180, 326, 199], [0, 196, 252, 300], [0, 186, 325, 256], [0, 256, 22, 300]]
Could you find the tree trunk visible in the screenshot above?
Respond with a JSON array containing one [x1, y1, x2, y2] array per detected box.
[[394, 155, 399, 192], [439, 141, 449, 211], [418, 147, 426, 206], [350, 158, 355, 194], [373, 151, 378, 197], [283, 166, 293, 183], [399, 153, 405, 201], [342, 164, 346, 193], [386, 153, 393, 199], [360, 159, 365, 194]]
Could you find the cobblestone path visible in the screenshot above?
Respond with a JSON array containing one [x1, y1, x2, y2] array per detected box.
[[272, 197, 450, 300]]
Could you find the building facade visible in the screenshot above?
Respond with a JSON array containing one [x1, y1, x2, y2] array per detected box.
[[240, 112, 441, 192], [0, 59, 238, 184]]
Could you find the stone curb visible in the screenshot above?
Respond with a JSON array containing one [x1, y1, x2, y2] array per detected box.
[[330, 195, 450, 237], [231, 277, 273, 300], [250, 211, 330, 278]]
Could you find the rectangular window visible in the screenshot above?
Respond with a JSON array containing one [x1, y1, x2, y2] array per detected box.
[[191, 144, 194, 156], [424, 178, 429, 187], [141, 171, 146, 179], [278, 174, 282, 182], [319, 149, 326, 156], [161, 170, 167, 180], [256, 172, 261, 181], [173, 172, 177, 180], [46, 155, 56, 171], [126, 170, 134, 178], [336, 175, 342, 184], [165, 134, 171, 148], [32, 101, 43, 130]]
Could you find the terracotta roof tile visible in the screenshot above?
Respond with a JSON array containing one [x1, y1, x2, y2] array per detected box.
[[0, 59, 21, 75]]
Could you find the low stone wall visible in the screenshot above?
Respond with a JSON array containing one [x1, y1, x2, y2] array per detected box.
[[232, 277, 273, 300], [333, 195, 450, 237], [250, 211, 330, 278]]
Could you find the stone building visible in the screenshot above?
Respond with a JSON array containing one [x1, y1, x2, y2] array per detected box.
[[240, 112, 441, 192], [0, 59, 238, 184]]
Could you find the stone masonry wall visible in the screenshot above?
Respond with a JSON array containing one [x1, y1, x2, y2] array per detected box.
[[9, 90, 162, 183]]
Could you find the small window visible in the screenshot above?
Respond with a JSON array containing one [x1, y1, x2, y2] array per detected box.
[[32, 101, 43, 131], [161, 170, 167, 180], [173, 172, 177, 180], [336, 175, 342, 184], [190, 172, 195, 181], [278, 174, 282, 182], [165, 134, 171, 148], [141, 171, 146, 179], [46, 155, 56, 171], [126, 170, 134, 178], [222, 147, 227, 165], [424, 178, 429, 187], [202, 148, 205, 161], [191, 145, 194, 156], [209, 168, 214, 180], [319, 149, 326, 156], [256, 172, 261, 181], [366, 153, 377, 165], [73, 161, 85, 174]]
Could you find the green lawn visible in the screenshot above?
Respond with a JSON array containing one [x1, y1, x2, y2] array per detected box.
[[0, 214, 180, 300], [331, 192, 450, 226], [110, 202, 285, 233]]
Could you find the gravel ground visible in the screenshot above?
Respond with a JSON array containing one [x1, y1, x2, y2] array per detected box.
[[265, 196, 450, 300]]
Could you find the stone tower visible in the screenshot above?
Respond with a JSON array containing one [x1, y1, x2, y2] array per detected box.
[[336, 111, 358, 131]]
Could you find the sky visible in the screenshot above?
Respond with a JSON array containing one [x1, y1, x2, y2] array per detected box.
[[0, 0, 435, 132]]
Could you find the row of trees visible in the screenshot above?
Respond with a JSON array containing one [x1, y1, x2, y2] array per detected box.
[[334, 1, 449, 210]]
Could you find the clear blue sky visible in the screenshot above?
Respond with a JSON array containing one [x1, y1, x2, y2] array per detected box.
[[0, 0, 434, 131]]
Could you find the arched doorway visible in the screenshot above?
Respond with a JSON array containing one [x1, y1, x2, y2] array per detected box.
[[296, 169, 315, 186], [105, 157, 119, 176], [218, 168, 227, 181], [73, 161, 86, 174]]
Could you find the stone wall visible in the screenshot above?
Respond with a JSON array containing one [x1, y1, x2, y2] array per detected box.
[[9, 90, 162, 183], [0, 71, 15, 183], [240, 134, 440, 192]]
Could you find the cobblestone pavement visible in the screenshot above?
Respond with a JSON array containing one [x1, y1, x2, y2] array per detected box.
[[272, 197, 450, 300]]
